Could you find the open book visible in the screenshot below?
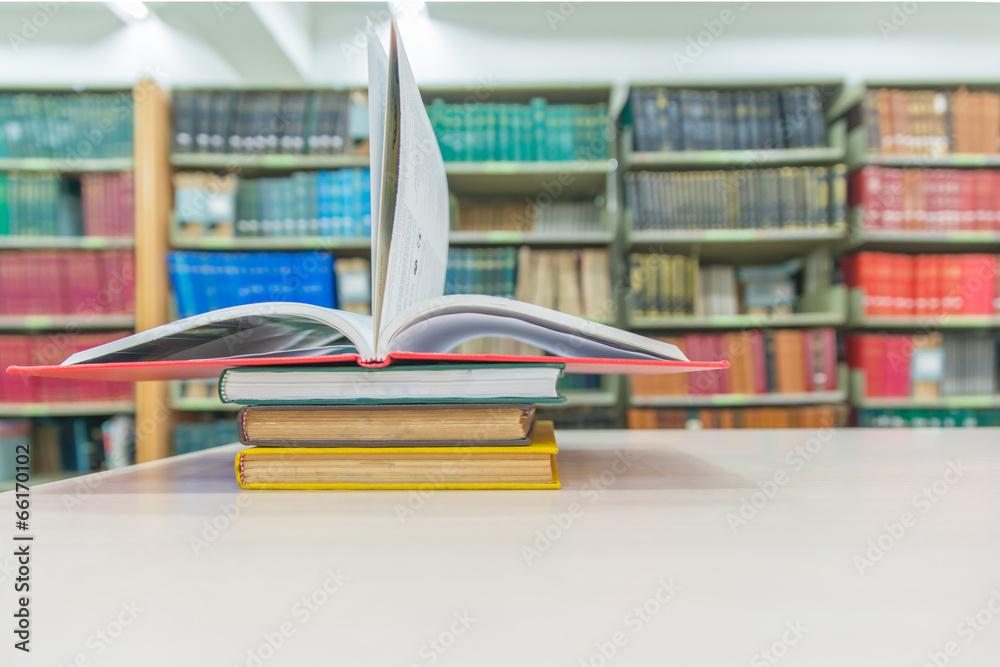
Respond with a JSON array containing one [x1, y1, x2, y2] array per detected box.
[[7, 21, 727, 383]]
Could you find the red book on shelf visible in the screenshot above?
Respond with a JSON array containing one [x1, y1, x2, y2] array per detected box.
[[849, 334, 884, 397], [959, 171, 976, 231], [713, 335, 730, 394], [749, 330, 766, 395], [914, 255, 930, 317], [975, 171, 992, 230], [851, 166, 882, 230], [993, 172, 1000, 232], [883, 335, 912, 398], [822, 328, 838, 391], [941, 255, 964, 315], [961, 254, 996, 315]]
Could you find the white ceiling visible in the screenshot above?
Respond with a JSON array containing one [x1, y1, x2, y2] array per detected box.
[[1, 2, 999, 87]]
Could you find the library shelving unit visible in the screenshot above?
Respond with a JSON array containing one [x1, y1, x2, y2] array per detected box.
[[0, 82, 169, 475], [163, 85, 373, 454], [833, 80, 1000, 423], [617, 80, 852, 423], [421, 84, 625, 425]]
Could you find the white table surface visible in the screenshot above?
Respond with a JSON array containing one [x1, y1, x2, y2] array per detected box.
[[4, 427, 1000, 666]]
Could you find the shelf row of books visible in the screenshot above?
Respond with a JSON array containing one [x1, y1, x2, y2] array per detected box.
[[0, 92, 133, 159], [851, 167, 1000, 232], [627, 405, 847, 429], [0, 416, 134, 483], [848, 333, 997, 398], [167, 251, 343, 318], [174, 419, 240, 456], [174, 169, 371, 239], [843, 252, 999, 317], [861, 87, 1000, 156], [857, 408, 1000, 428], [628, 254, 820, 318], [0, 334, 133, 403], [0, 172, 133, 238], [629, 86, 828, 152], [625, 166, 847, 232], [444, 247, 611, 321], [427, 98, 609, 162], [171, 89, 366, 156], [0, 250, 134, 315], [454, 200, 604, 234], [630, 329, 838, 397]]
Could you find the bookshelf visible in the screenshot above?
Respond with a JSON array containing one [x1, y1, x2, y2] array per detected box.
[[0, 83, 151, 477], [827, 80, 1000, 424], [617, 80, 853, 426]]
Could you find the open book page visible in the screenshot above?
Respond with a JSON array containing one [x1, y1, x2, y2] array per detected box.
[[61, 304, 376, 365], [379, 294, 688, 362], [368, 23, 398, 341], [376, 19, 450, 344]]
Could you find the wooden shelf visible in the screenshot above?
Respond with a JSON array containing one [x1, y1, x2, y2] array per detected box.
[[848, 315, 1000, 329], [854, 396, 1000, 409], [0, 157, 134, 172], [0, 314, 135, 331], [170, 153, 369, 170], [860, 154, 1000, 168], [0, 236, 134, 250], [629, 311, 846, 330], [628, 227, 845, 260], [444, 160, 612, 196], [630, 390, 846, 407], [624, 146, 845, 170], [171, 234, 370, 251], [449, 230, 613, 246], [0, 401, 135, 417]]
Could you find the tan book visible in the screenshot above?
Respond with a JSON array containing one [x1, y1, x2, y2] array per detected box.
[[236, 420, 560, 489], [238, 403, 537, 447]]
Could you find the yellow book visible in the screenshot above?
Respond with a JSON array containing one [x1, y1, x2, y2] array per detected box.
[[235, 421, 560, 490]]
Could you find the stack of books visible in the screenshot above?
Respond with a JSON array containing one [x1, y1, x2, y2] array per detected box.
[[221, 364, 564, 490]]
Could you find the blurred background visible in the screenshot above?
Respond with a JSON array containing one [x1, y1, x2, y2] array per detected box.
[[2, 1, 1000, 486]]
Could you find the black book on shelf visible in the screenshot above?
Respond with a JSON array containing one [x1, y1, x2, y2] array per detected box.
[[193, 91, 212, 154], [209, 91, 234, 155], [172, 90, 195, 154], [279, 92, 309, 155]]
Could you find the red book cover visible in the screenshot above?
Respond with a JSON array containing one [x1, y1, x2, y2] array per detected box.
[[851, 166, 882, 230], [802, 328, 814, 392], [682, 334, 705, 395], [714, 334, 730, 394], [120, 173, 136, 237], [883, 170, 904, 231], [941, 255, 964, 314], [959, 171, 976, 231], [865, 335, 885, 397], [924, 170, 940, 232], [947, 171, 962, 231], [993, 172, 1000, 232], [975, 170, 992, 230], [883, 335, 912, 398], [822, 328, 838, 391]]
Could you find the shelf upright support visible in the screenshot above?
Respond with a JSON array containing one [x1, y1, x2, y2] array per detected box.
[[133, 79, 173, 462]]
